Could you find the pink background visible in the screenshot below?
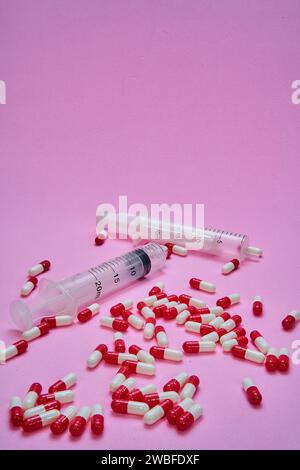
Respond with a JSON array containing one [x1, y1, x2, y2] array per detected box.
[[0, 0, 300, 450]]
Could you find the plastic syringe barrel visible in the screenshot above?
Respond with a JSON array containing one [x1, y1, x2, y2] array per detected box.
[[10, 242, 167, 331]]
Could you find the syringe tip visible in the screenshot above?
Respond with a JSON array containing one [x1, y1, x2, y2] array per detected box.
[[246, 246, 263, 258]]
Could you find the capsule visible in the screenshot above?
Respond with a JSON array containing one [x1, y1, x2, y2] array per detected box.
[[200, 331, 220, 342], [23, 409, 60, 432], [216, 315, 242, 337], [48, 372, 77, 393], [90, 404, 104, 435], [282, 310, 300, 330], [28, 260, 51, 277], [189, 278, 216, 293], [104, 352, 137, 365], [110, 365, 131, 391], [216, 294, 240, 309], [23, 383, 42, 409], [95, 230, 108, 245], [148, 282, 165, 296], [122, 310, 144, 330], [24, 400, 61, 419], [176, 309, 190, 325], [167, 397, 194, 425], [77, 303, 100, 323], [153, 295, 178, 307], [179, 294, 206, 308], [219, 327, 246, 345], [194, 306, 224, 316], [110, 299, 133, 317], [100, 316, 128, 332], [114, 332, 126, 353], [177, 403, 203, 430], [111, 399, 149, 416], [163, 372, 188, 393], [242, 377, 262, 405], [142, 292, 167, 307], [9, 396, 24, 426], [154, 325, 168, 347], [144, 317, 156, 340], [128, 344, 154, 363], [187, 313, 216, 324], [3, 339, 28, 362], [144, 391, 179, 408], [164, 304, 187, 321], [144, 399, 173, 425], [232, 346, 265, 364], [50, 405, 77, 435], [37, 390, 74, 405], [123, 360, 156, 376], [182, 340, 216, 354], [250, 330, 270, 354], [87, 344, 108, 368], [136, 302, 155, 319], [185, 321, 215, 336], [69, 406, 91, 437], [172, 244, 188, 256], [180, 375, 200, 399], [41, 315, 73, 328], [265, 347, 278, 372], [252, 296, 263, 316], [128, 384, 157, 402], [221, 336, 248, 352], [22, 322, 49, 341], [112, 378, 136, 400], [153, 304, 168, 317], [209, 312, 231, 329], [222, 259, 240, 275], [277, 348, 289, 372], [150, 346, 183, 362], [21, 276, 38, 297]]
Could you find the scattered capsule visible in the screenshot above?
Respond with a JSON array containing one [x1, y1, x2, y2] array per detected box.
[[232, 346, 265, 364], [123, 360, 156, 376], [179, 294, 206, 308], [167, 397, 194, 425], [144, 317, 156, 340], [278, 348, 289, 372], [22, 409, 60, 432], [182, 341, 217, 354], [176, 309, 190, 325], [177, 403, 203, 431], [112, 378, 136, 400], [3, 339, 28, 362], [144, 391, 179, 408], [77, 303, 100, 323], [28, 260, 51, 277], [95, 230, 108, 245], [128, 384, 157, 402], [222, 336, 248, 352], [189, 278, 216, 293], [128, 344, 154, 363], [114, 332, 126, 353], [200, 331, 220, 342], [110, 365, 131, 391], [48, 372, 77, 393], [219, 327, 246, 345], [148, 282, 165, 296], [150, 346, 183, 362], [194, 306, 224, 316], [41, 315, 73, 328], [217, 315, 242, 337], [170, 244, 188, 256], [21, 276, 38, 297], [100, 316, 128, 332], [216, 294, 240, 309], [37, 390, 74, 405], [180, 375, 200, 399], [50, 405, 77, 435], [163, 304, 186, 321], [69, 406, 91, 437], [163, 372, 188, 392], [250, 330, 270, 354], [144, 399, 173, 425], [9, 397, 24, 426], [104, 352, 137, 365], [282, 310, 300, 330], [154, 325, 168, 347], [23, 383, 42, 409], [209, 312, 231, 329], [91, 404, 104, 435], [153, 304, 168, 317], [136, 302, 155, 319], [242, 377, 262, 405], [153, 295, 178, 307], [142, 292, 167, 307], [187, 313, 216, 324], [87, 344, 108, 368], [111, 399, 149, 416], [24, 400, 61, 419], [122, 310, 144, 330], [185, 321, 215, 336], [265, 347, 279, 372], [222, 259, 240, 275], [110, 299, 133, 317], [252, 296, 263, 316], [22, 322, 49, 341]]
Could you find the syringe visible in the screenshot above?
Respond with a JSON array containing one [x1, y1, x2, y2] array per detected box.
[[98, 213, 262, 261], [10, 242, 167, 331]]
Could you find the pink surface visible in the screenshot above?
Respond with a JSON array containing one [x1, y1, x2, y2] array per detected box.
[[0, 0, 300, 450]]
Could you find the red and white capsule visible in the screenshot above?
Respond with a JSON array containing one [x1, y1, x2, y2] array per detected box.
[[176, 309, 191, 325], [110, 365, 130, 391], [209, 312, 231, 329], [50, 405, 77, 435], [194, 306, 224, 316], [94, 230, 108, 245], [144, 317, 156, 340], [185, 321, 215, 336], [136, 302, 155, 319], [41, 315, 73, 328], [123, 360, 156, 376], [87, 344, 108, 368], [242, 377, 262, 405], [216, 315, 242, 336], [150, 346, 183, 362], [110, 299, 133, 317], [282, 310, 300, 331], [167, 397, 194, 424], [122, 310, 144, 330], [24, 400, 61, 419], [177, 403, 203, 430], [222, 259, 240, 275], [163, 372, 188, 392], [28, 260, 51, 277], [22, 409, 60, 432], [2, 339, 28, 362], [187, 313, 216, 324], [232, 346, 265, 364], [180, 375, 200, 399], [250, 330, 270, 354], [144, 399, 173, 425], [252, 296, 263, 316], [22, 322, 49, 341], [69, 406, 91, 437], [21, 276, 38, 297], [221, 336, 248, 352], [154, 325, 168, 347], [265, 347, 278, 372], [37, 390, 74, 405], [23, 383, 42, 409], [128, 344, 154, 363], [114, 332, 126, 353], [278, 348, 289, 372], [91, 404, 104, 435], [148, 282, 165, 296], [144, 391, 179, 408], [128, 384, 157, 402], [104, 352, 137, 365], [189, 278, 216, 293], [111, 399, 149, 416], [219, 327, 246, 344], [48, 372, 77, 393], [77, 303, 100, 323], [9, 397, 24, 427], [112, 378, 137, 400], [142, 292, 167, 307], [182, 340, 217, 354], [216, 293, 240, 309], [200, 331, 220, 342], [100, 316, 128, 332], [179, 294, 206, 308]]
